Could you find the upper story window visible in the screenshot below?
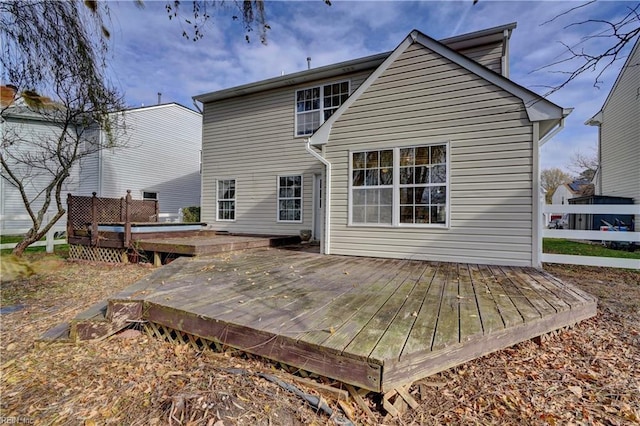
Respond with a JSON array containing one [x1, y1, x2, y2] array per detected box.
[[295, 81, 350, 137]]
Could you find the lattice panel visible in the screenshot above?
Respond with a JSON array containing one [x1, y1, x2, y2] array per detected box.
[[129, 200, 157, 222], [94, 197, 124, 223], [144, 322, 225, 352], [68, 196, 93, 230], [68, 244, 126, 263]]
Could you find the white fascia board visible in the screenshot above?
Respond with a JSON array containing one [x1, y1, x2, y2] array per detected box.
[[309, 35, 415, 146], [585, 111, 603, 126]]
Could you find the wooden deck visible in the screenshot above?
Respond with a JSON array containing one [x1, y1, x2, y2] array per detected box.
[[90, 247, 597, 393]]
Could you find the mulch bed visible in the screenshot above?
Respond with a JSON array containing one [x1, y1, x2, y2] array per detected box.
[[1, 254, 638, 425]]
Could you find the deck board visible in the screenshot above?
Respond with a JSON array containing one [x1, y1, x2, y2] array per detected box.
[[369, 264, 437, 361], [431, 263, 460, 351], [401, 264, 447, 356], [468, 264, 507, 335], [457, 264, 484, 343], [345, 261, 427, 360], [98, 246, 596, 393]]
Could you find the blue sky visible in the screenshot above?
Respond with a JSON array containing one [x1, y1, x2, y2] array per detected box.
[[105, 0, 636, 173]]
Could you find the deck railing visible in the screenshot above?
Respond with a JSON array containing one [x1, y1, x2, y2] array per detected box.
[[67, 191, 159, 247], [541, 203, 640, 269], [0, 213, 67, 253]]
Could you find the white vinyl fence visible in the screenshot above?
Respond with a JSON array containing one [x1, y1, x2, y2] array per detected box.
[[541, 204, 640, 269], [0, 214, 67, 253]]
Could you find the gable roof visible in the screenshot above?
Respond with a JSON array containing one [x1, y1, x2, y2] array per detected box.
[[310, 28, 568, 146], [585, 37, 640, 126], [193, 22, 518, 104]]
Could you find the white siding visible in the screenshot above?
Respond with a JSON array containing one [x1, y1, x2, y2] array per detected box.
[[1, 116, 81, 233], [551, 184, 574, 205], [76, 126, 101, 196], [93, 104, 202, 215], [201, 71, 371, 235], [599, 43, 639, 203], [326, 43, 534, 266]]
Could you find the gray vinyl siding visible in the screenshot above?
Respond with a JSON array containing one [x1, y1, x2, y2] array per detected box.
[[457, 42, 503, 74], [599, 44, 639, 203], [1, 116, 81, 233], [200, 71, 371, 235], [326, 43, 534, 266], [94, 104, 202, 215]]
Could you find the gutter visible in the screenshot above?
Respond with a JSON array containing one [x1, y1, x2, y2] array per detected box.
[[305, 140, 331, 255]]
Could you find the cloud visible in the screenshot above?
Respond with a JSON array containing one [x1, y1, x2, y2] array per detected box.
[[102, 1, 633, 171]]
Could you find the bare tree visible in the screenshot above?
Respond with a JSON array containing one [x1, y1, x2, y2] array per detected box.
[[164, 0, 331, 43], [541, 168, 572, 204], [568, 149, 599, 181], [536, 1, 639, 95], [1, 1, 126, 255]]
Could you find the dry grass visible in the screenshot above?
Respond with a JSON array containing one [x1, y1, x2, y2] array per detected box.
[[1, 254, 639, 425]]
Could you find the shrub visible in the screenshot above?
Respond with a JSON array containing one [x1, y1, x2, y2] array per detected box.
[[182, 206, 201, 223]]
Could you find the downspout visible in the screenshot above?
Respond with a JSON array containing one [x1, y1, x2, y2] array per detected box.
[[305, 140, 331, 254], [501, 29, 511, 78], [532, 122, 542, 268]]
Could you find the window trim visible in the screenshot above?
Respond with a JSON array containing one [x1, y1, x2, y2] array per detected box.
[[216, 178, 236, 222], [294, 80, 351, 138], [277, 174, 304, 223], [348, 142, 450, 228], [142, 191, 158, 201]]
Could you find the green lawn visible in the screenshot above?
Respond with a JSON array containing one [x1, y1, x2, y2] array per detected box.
[[543, 238, 640, 259], [1, 234, 68, 255]]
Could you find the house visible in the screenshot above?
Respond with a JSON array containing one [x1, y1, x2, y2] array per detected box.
[[77, 103, 202, 217], [1, 93, 202, 232], [1, 85, 83, 233], [586, 38, 639, 220], [194, 23, 570, 267], [551, 180, 594, 205]]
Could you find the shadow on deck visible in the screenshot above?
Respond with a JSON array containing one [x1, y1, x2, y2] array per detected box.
[[51, 247, 597, 396]]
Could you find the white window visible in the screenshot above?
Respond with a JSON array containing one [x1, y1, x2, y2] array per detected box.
[[295, 81, 349, 137], [278, 175, 302, 222], [351, 150, 393, 225], [217, 179, 236, 221], [350, 143, 449, 227]]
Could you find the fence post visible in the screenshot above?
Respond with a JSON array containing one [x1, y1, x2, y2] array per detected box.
[[45, 212, 54, 253], [66, 193, 73, 239], [124, 190, 131, 248], [91, 192, 98, 246]]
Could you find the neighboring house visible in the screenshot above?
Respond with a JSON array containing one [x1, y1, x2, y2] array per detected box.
[[551, 180, 594, 205], [586, 38, 639, 204], [1, 85, 83, 233], [194, 23, 569, 267], [77, 103, 202, 216], [1, 93, 202, 233]]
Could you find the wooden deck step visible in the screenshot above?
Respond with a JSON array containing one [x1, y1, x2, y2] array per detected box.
[[37, 322, 72, 343]]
